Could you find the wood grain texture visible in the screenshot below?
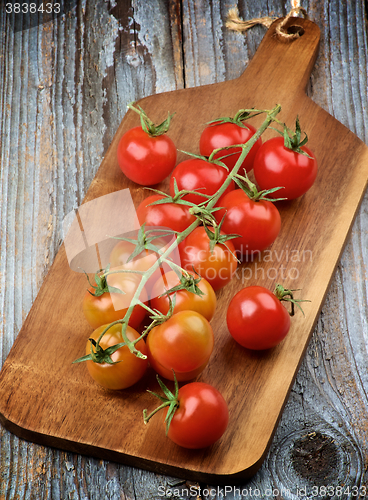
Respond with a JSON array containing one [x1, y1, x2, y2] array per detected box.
[[1, 0, 368, 498]]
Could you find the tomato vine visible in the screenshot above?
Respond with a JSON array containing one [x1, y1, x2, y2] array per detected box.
[[76, 103, 283, 362], [73, 102, 314, 445]]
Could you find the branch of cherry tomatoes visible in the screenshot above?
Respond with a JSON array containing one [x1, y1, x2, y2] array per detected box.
[[73, 102, 317, 449]]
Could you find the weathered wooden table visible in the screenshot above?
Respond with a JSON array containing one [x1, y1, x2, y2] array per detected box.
[[1, 0, 368, 498]]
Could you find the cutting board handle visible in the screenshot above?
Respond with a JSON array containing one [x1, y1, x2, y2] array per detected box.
[[238, 17, 320, 98]]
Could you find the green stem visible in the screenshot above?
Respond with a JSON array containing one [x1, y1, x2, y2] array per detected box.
[[143, 401, 172, 424], [96, 320, 128, 345], [116, 220, 201, 357], [104, 268, 145, 276]]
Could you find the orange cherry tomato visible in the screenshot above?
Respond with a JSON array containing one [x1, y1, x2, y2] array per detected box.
[[150, 270, 216, 321], [86, 323, 148, 390], [82, 272, 147, 330], [146, 310, 214, 382], [179, 226, 238, 291]]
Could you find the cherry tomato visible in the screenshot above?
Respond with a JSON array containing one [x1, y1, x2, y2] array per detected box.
[[117, 126, 177, 185], [226, 286, 291, 350], [253, 136, 318, 200], [136, 194, 196, 233], [179, 226, 238, 290], [199, 120, 262, 174], [150, 270, 217, 321], [82, 272, 147, 330], [146, 310, 214, 381], [169, 158, 235, 206], [165, 382, 229, 449], [109, 234, 179, 295], [110, 237, 163, 272], [86, 323, 148, 390], [214, 189, 281, 256]]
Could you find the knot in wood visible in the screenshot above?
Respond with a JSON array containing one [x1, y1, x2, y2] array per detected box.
[[291, 432, 338, 484], [268, 424, 363, 498]]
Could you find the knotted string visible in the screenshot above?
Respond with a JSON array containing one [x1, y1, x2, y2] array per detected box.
[[226, 5, 309, 41]]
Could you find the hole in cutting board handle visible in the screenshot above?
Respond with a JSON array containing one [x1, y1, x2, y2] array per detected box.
[[286, 24, 305, 36]]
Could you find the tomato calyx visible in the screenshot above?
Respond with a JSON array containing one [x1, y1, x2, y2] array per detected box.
[[145, 180, 211, 208], [274, 116, 313, 159], [144, 295, 177, 333], [274, 283, 310, 316], [162, 269, 205, 298], [205, 108, 265, 128], [73, 322, 127, 365], [233, 172, 286, 202], [113, 224, 175, 265], [188, 203, 223, 227], [82, 264, 125, 297], [143, 372, 180, 435], [179, 149, 232, 172], [127, 102, 175, 137], [202, 217, 240, 257]]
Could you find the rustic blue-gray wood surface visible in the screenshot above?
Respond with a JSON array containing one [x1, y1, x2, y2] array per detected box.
[[1, 0, 368, 498]]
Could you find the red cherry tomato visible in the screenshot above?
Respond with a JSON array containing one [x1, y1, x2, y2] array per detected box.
[[199, 121, 262, 174], [136, 194, 196, 233], [253, 136, 318, 200], [165, 382, 229, 449], [179, 226, 238, 291], [214, 189, 281, 256], [117, 126, 177, 185], [226, 286, 291, 350], [169, 158, 235, 206], [146, 310, 214, 381], [86, 323, 148, 390], [82, 272, 147, 330], [150, 270, 217, 321]]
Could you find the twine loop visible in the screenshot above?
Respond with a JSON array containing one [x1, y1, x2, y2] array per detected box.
[[226, 5, 309, 41]]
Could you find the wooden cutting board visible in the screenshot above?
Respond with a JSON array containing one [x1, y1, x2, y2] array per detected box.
[[1, 16, 368, 484]]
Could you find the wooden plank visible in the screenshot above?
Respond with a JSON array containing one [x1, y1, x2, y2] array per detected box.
[[263, 0, 368, 494], [1, 0, 368, 496], [0, 0, 183, 496]]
